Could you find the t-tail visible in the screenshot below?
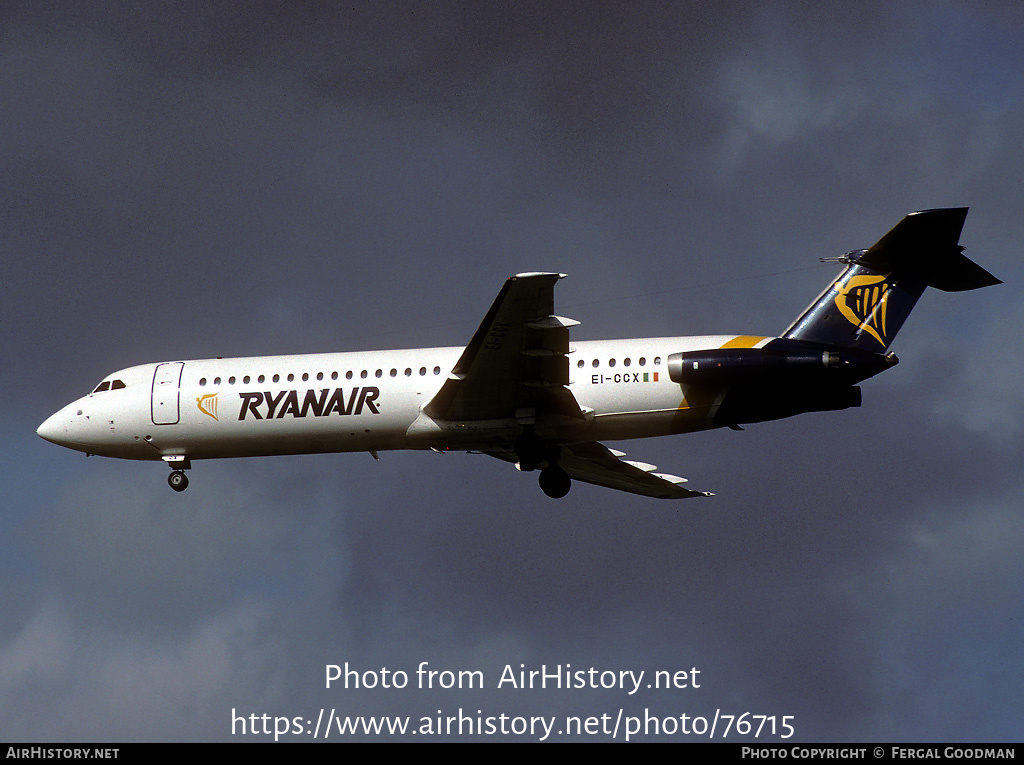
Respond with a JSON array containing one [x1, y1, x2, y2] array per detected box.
[[783, 208, 1001, 352], [677, 208, 1000, 429]]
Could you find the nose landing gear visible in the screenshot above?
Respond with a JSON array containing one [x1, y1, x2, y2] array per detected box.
[[168, 470, 189, 492], [163, 456, 192, 492]]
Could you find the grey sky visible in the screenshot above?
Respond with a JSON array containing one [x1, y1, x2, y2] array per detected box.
[[4, 1, 1022, 741]]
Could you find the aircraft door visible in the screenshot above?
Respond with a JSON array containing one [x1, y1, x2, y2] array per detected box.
[[151, 362, 184, 425]]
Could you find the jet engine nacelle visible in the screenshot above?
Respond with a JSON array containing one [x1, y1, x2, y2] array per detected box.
[[667, 339, 897, 388]]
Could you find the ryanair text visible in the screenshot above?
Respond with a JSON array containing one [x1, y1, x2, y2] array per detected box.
[[237, 387, 380, 420]]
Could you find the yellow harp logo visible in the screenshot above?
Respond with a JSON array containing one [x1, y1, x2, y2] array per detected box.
[[834, 274, 892, 347], [197, 393, 219, 421]]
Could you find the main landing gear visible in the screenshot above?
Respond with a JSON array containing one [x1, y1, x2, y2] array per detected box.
[[515, 429, 572, 498], [538, 464, 571, 498]]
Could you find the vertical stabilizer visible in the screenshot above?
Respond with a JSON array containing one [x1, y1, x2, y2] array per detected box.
[[783, 208, 999, 352]]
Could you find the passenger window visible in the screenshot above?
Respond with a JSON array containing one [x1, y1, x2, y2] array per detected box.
[[258, 375, 266, 384], [577, 360, 584, 368], [273, 374, 280, 383], [433, 366, 441, 375], [623, 358, 630, 367], [243, 376, 251, 384], [639, 357, 646, 366], [404, 368, 412, 377], [390, 369, 397, 377], [346, 371, 353, 380], [419, 367, 426, 376], [654, 357, 661, 365], [592, 359, 599, 368], [608, 359, 616, 367], [199, 378, 207, 387]]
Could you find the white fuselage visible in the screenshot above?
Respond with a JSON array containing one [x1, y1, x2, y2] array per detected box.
[[37, 335, 763, 463]]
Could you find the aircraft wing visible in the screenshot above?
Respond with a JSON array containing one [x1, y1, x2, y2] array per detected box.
[[423, 272, 585, 422], [557, 442, 713, 499], [483, 442, 713, 500], [427, 273, 711, 499]]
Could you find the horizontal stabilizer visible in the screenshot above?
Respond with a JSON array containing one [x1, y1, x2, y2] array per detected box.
[[858, 208, 1001, 291]]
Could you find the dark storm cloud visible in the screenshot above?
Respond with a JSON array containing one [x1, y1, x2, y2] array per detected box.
[[4, 1, 1022, 741]]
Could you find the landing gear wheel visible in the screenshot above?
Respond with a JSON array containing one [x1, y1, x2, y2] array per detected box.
[[539, 465, 571, 499], [168, 470, 189, 492]]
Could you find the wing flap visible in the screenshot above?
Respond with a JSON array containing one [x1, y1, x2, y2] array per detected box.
[[558, 442, 713, 500]]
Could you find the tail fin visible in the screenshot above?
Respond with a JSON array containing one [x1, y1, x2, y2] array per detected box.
[[783, 208, 1000, 352]]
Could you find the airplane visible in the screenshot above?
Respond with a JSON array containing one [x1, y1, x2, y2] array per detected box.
[[37, 208, 1000, 499]]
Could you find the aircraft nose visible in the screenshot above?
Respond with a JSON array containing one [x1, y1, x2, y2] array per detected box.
[[37, 411, 68, 445]]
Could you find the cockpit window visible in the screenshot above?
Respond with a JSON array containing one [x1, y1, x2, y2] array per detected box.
[[92, 379, 125, 393]]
